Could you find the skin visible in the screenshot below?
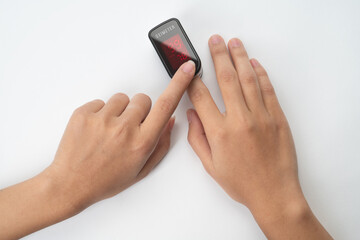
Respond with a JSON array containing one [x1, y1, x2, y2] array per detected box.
[[0, 35, 332, 240], [0, 61, 196, 240], [186, 35, 333, 239]]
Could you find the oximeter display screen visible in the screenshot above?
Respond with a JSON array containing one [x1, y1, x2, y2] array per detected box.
[[148, 18, 202, 78], [161, 34, 190, 71]]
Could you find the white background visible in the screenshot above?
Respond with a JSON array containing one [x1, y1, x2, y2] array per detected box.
[[1, 0, 359, 239]]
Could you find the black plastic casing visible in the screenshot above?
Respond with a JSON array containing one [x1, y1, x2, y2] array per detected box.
[[148, 18, 202, 78]]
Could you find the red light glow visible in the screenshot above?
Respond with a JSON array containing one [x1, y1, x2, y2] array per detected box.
[[161, 34, 190, 71]]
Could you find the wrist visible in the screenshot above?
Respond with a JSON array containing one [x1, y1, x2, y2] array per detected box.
[[38, 167, 89, 218], [248, 189, 316, 238], [247, 189, 333, 239], [245, 179, 308, 222], [251, 196, 311, 225], [0, 170, 84, 239]]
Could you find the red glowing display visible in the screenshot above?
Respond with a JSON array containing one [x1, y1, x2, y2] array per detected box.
[[161, 34, 190, 71]]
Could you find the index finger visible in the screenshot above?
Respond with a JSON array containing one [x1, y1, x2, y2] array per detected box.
[[141, 60, 196, 140]]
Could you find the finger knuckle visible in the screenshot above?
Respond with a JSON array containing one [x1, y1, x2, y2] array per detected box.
[[240, 118, 256, 133], [219, 70, 237, 84], [235, 48, 248, 58], [133, 137, 153, 155], [257, 116, 273, 132], [72, 106, 83, 116], [241, 74, 256, 85], [72, 106, 87, 118], [116, 118, 132, 135], [190, 87, 207, 103], [257, 68, 269, 78], [71, 108, 89, 127], [92, 99, 105, 106], [135, 93, 151, 103], [133, 93, 152, 111], [113, 92, 130, 103], [213, 127, 228, 142], [261, 84, 275, 95]]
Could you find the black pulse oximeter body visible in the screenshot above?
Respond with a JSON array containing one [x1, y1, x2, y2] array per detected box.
[[148, 18, 202, 78]]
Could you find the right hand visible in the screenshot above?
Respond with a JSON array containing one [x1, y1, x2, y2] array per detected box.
[[0, 61, 196, 240], [45, 60, 196, 211]]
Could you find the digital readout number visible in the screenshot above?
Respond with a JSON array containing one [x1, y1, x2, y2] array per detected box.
[[161, 34, 190, 71]]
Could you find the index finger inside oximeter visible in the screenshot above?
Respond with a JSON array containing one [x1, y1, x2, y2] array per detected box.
[[148, 18, 202, 78]]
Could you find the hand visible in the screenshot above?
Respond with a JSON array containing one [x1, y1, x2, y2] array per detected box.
[[0, 60, 196, 240], [186, 35, 332, 239], [46, 60, 196, 210], [187, 35, 299, 210]]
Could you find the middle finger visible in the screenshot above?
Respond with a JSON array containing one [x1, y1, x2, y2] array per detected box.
[[228, 38, 264, 111], [120, 93, 152, 125], [209, 35, 248, 114]]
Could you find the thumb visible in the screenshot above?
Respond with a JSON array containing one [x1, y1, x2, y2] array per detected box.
[[136, 117, 175, 181], [187, 109, 214, 175]]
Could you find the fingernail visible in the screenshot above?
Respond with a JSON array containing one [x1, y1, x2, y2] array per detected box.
[[182, 60, 195, 74], [250, 58, 259, 67], [169, 116, 175, 131], [210, 34, 221, 45], [186, 110, 193, 123], [230, 38, 241, 48]]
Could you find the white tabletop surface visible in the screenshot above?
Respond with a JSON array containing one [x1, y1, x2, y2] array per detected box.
[[1, 0, 359, 239]]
